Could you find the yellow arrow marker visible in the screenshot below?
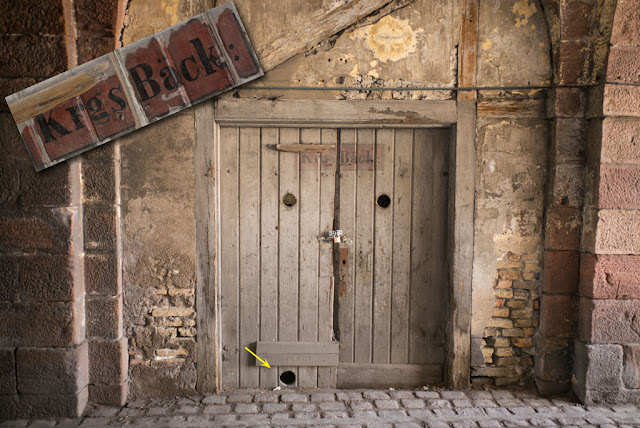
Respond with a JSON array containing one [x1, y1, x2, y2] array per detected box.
[[245, 347, 271, 369]]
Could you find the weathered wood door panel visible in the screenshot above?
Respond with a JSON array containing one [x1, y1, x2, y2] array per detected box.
[[219, 126, 337, 388], [219, 126, 449, 388], [336, 128, 449, 387]]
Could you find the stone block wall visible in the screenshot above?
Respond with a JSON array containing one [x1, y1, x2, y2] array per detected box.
[[0, 0, 88, 418], [574, 0, 640, 404]]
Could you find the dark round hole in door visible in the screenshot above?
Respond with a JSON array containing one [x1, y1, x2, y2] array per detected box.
[[283, 193, 297, 207], [280, 370, 296, 385], [377, 194, 391, 208]]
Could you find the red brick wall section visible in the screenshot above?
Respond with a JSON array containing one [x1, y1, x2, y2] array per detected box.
[[534, 0, 593, 396], [0, 0, 89, 418], [574, 0, 640, 404]]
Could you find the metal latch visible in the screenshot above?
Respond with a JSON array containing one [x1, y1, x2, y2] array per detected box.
[[319, 229, 344, 243]]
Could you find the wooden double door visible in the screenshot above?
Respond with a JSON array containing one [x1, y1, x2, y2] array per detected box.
[[218, 125, 449, 389]]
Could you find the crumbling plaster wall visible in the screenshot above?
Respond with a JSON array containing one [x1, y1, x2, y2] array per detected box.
[[117, 0, 553, 396]]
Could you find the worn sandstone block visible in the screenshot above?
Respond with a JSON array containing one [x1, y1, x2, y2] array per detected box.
[[553, 88, 586, 118], [0, 348, 16, 394], [0, 208, 75, 253], [0, 112, 31, 158], [604, 84, 640, 117], [82, 160, 116, 204], [540, 294, 578, 338], [0, 300, 84, 347], [611, 0, 640, 46], [607, 46, 640, 84], [89, 337, 128, 384], [77, 37, 116, 65], [0, 35, 67, 78], [87, 296, 122, 339], [580, 254, 640, 299], [534, 335, 572, 382], [18, 254, 81, 301], [598, 164, 640, 209], [574, 340, 623, 391], [557, 41, 590, 85], [0, 0, 65, 35], [18, 161, 73, 207], [75, 0, 118, 36], [552, 163, 584, 207], [89, 381, 128, 406], [86, 253, 120, 296], [623, 345, 640, 389], [19, 387, 88, 418], [17, 342, 88, 394], [580, 297, 640, 343], [543, 250, 579, 294], [545, 207, 582, 251], [553, 118, 587, 163], [84, 206, 117, 251], [595, 209, 640, 254], [152, 307, 195, 317], [602, 118, 640, 164], [560, 0, 594, 40]]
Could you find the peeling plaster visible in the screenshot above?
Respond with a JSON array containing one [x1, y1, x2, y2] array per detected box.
[[513, 0, 538, 28], [350, 15, 423, 62]]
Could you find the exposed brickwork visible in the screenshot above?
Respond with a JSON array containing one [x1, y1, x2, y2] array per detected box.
[[476, 252, 539, 388]]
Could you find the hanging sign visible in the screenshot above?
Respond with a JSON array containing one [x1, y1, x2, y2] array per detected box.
[[5, 2, 262, 171]]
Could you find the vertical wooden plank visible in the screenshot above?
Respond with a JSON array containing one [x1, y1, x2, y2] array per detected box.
[[298, 128, 321, 388], [338, 129, 356, 364], [372, 129, 394, 364], [278, 127, 300, 386], [354, 128, 375, 363], [409, 129, 433, 365], [318, 128, 338, 387], [239, 127, 260, 387], [259, 127, 279, 387], [417, 128, 446, 365], [447, 101, 476, 388], [391, 129, 413, 364], [219, 126, 239, 387], [195, 100, 217, 392], [458, 0, 478, 101]]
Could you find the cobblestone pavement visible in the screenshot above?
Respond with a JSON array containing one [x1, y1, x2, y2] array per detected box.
[[2, 389, 640, 427]]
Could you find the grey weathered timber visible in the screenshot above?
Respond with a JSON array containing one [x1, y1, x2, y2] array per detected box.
[[445, 100, 476, 388], [214, 100, 458, 127], [194, 100, 219, 393], [255, 342, 339, 367], [337, 363, 443, 388], [276, 143, 335, 152], [257, 0, 407, 72]]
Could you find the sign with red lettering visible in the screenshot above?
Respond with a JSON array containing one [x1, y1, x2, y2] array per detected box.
[[5, 2, 262, 171]]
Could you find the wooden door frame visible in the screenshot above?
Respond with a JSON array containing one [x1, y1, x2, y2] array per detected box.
[[194, 98, 476, 392]]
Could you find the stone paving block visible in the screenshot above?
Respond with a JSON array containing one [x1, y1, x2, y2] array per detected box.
[[364, 391, 391, 400], [213, 414, 236, 422], [292, 403, 316, 412], [319, 401, 346, 411], [433, 408, 456, 417], [378, 409, 408, 418], [456, 407, 487, 417], [270, 412, 290, 420], [201, 395, 226, 404], [321, 411, 349, 418], [281, 393, 309, 403], [176, 405, 200, 414], [311, 392, 336, 402], [401, 399, 425, 409], [234, 403, 258, 413], [375, 399, 400, 409], [528, 418, 557, 426], [427, 422, 450, 428], [263, 402, 287, 412], [503, 420, 529, 427], [415, 390, 440, 398], [395, 423, 422, 428], [441, 391, 467, 399], [509, 406, 536, 416], [427, 399, 452, 408], [352, 410, 377, 418], [478, 421, 502, 428], [407, 408, 434, 418], [485, 407, 513, 417], [474, 399, 499, 408], [294, 411, 320, 419], [239, 413, 268, 421], [336, 391, 363, 401], [202, 404, 230, 414], [453, 399, 473, 408], [226, 394, 253, 403], [451, 421, 478, 428], [351, 401, 374, 411], [389, 391, 415, 399], [496, 398, 524, 407], [253, 393, 278, 403]]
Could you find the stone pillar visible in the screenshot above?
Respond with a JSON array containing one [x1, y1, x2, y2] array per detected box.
[[574, 0, 640, 404], [0, 0, 89, 417], [535, 0, 593, 395]]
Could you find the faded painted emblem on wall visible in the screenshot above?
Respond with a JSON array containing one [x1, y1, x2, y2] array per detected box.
[[300, 144, 383, 170], [5, 2, 263, 171]]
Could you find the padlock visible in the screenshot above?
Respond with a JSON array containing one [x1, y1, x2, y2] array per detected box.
[[334, 235, 342, 243]]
